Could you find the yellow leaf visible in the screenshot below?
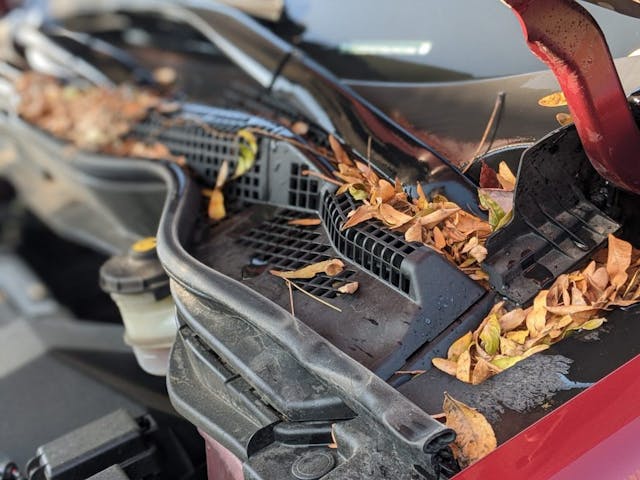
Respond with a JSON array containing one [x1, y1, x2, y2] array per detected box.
[[447, 331, 473, 362], [288, 218, 322, 226], [522, 344, 550, 358], [432, 357, 458, 376], [443, 393, 497, 468], [491, 355, 523, 370], [233, 130, 258, 178], [270, 259, 345, 280], [207, 188, 226, 221], [505, 329, 529, 344], [538, 91, 567, 107], [479, 315, 501, 355], [456, 349, 472, 383], [607, 234, 632, 289], [573, 317, 606, 331], [337, 281, 359, 294], [496, 161, 516, 191], [499, 336, 520, 356], [526, 290, 548, 337], [348, 185, 369, 201]]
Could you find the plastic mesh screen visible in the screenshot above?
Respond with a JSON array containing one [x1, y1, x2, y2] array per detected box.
[[238, 209, 356, 298], [288, 163, 320, 210], [133, 110, 267, 202], [321, 191, 415, 295]]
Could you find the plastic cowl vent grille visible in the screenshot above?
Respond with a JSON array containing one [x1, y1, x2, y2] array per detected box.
[[134, 104, 416, 299], [134, 107, 267, 202], [321, 191, 415, 296], [238, 209, 356, 298]]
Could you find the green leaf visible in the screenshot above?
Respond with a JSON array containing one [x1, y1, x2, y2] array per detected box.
[[491, 355, 523, 370], [478, 192, 507, 231]]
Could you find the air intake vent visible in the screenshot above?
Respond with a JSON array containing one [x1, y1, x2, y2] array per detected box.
[[238, 210, 356, 298], [133, 108, 268, 203], [321, 191, 415, 295], [288, 163, 320, 210]]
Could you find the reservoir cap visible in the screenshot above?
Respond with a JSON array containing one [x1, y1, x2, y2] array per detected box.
[[100, 237, 170, 298]]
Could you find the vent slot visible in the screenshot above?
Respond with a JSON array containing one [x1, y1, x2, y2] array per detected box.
[[288, 163, 319, 210], [133, 110, 267, 203], [238, 210, 355, 298], [322, 191, 415, 295]]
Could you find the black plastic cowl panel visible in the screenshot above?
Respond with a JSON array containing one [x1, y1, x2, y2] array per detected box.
[[151, 162, 456, 477]]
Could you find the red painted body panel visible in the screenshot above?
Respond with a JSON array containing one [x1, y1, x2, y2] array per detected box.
[[453, 355, 640, 479], [503, 0, 640, 194]]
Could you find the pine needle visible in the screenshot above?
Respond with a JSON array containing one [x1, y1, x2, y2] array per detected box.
[[288, 280, 342, 312], [286, 279, 295, 317]]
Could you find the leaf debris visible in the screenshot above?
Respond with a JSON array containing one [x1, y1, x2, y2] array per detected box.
[[443, 393, 497, 468], [15, 72, 182, 162], [433, 234, 640, 384], [314, 145, 494, 278], [270, 259, 345, 279], [288, 218, 322, 226]]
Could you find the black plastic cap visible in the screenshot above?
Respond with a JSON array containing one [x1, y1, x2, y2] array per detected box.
[[99, 238, 170, 298]]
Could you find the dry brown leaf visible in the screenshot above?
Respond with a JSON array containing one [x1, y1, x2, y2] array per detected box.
[[338, 282, 359, 294], [208, 188, 226, 221], [433, 226, 447, 250], [395, 369, 427, 376], [432, 358, 458, 376], [291, 121, 309, 135], [499, 308, 526, 332], [556, 112, 573, 126], [270, 259, 345, 280], [328, 424, 338, 449], [471, 358, 500, 385], [405, 222, 423, 243], [153, 66, 177, 85], [288, 218, 322, 226], [444, 393, 497, 468], [342, 204, 376, 230], [526, 290, 548, 337], [329, 134, 353, 166], [607, 233, 632, 289], [379, 203, 413, 227], [418, 207, 460, 228]]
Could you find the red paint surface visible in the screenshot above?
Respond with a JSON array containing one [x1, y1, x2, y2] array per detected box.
[[453, 354, 640, 479], [503, 0, 640, 194], [199, 429, 245, 480]]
